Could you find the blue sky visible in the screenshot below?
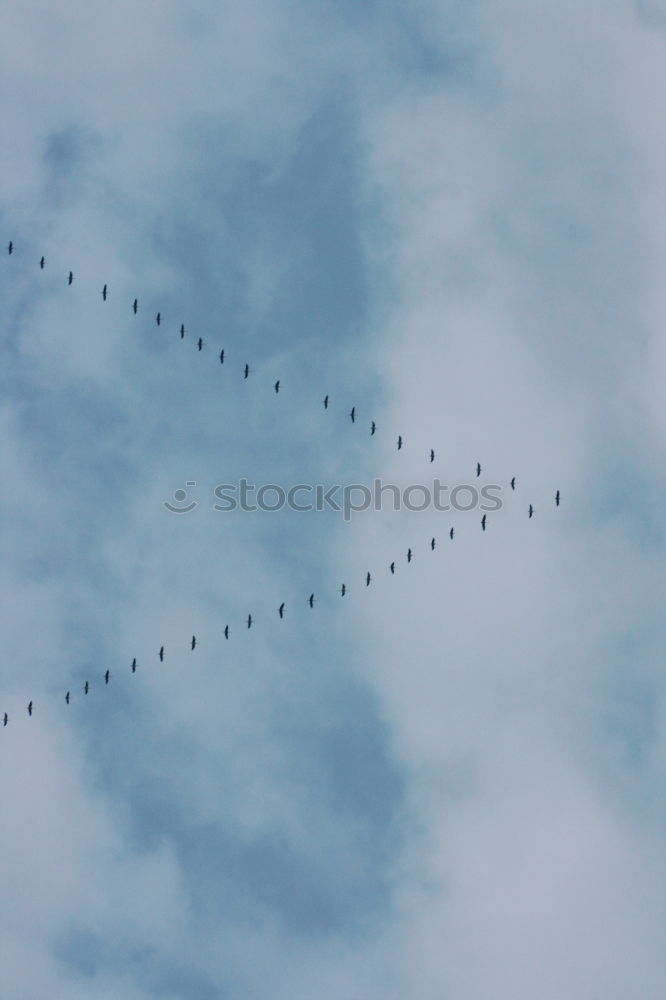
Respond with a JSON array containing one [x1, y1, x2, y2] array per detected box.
[[1, 1, 665, 998]]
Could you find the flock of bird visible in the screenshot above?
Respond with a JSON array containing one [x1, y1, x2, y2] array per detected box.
[[3, 242, 563, 466], [3, 239, 563, 728]]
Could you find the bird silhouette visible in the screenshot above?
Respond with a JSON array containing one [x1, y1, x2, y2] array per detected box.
[[481, 514, 486, 531], [274, 380, 280, 394], [407, 548, 412, 563], [430, 449, 435, 463], [197, 337, 203, 351], [555, 490, 560, 506], [510, 477, 516, 490], [131, 657, 137, 673], [104, 669, 110, 685], [308, 593, 315, 608], [371, 421, 376, 435], [449, 527, 454, 540], [180, 324, 185, 339], [244, 363, 250, 379], [27, 701, 33, 716], [224, 625, 229, 639], [219, 350, 225, 365], [397, 435, 403, 450], [191, 636, 196, 650], [278, 603, 285, 619], [8, 241, 13, 255], [133, 298, 138, 314], [39, 256, 45, 269], [390, 561, 395, 574], [350, 407, 355, 423], [528, 504, 534, 519], [68, 271, 73, 285], [476, 462, 481, 477], [102, 284, 107, 301], [159, 646, 164, 662], [340, 583, 346, 596], [431, 537, 436, 550], [366, 571, 371, 586], [156, 312, 161, 326], [65, 691, 70, 704], [84, 681, 90, 695], [247, 614, 252, 629], [2, 712, 7, 726], [324, 395, 329, 409]]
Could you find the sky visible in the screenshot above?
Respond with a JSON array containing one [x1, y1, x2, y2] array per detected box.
[[1, 1, 665, 997]]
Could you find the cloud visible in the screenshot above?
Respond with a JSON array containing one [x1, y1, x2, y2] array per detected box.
[[0, 0, 664, 997], [636, 0, 666, 30]]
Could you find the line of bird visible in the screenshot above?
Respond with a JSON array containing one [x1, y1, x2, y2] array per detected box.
[[4, 251, 567, 518], [2, 494, 562, 728], [3, 245, 556, 465]]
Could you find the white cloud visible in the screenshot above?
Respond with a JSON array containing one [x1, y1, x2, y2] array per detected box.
[[0, 0, 664, 996]]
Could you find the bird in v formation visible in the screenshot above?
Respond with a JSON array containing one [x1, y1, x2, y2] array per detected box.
[[5, 246, 564, 724]]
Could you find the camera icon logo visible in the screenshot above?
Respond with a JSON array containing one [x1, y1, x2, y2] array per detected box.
[[163, 481, 199, 513]]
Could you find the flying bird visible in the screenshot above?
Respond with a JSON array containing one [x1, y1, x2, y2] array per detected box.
[[431, 537, 436, 550], [27, 701, 33, 716], [102, 284, 107, 301], [555, 490, 560, 506], [219, 350, 225, 365], [371, 421, 376, 435], [278, 603, 285, 619], [180, 324, 185, 339], [247, 614, 252, 629], [323, 395, 329, 409], [244, 363, 250, 379], [131, 657, 137, 673], [366, 571, 371, 586], [104, 669, 110, 685], [407, 548, 412, 563], [8, 241, 13, 254], [340, 583, 346, 596], [476, 462, 481, 477], [40, 256, 45, 269], [397, 435, 403, 450], [224, 625, 229, 639], [430, 449, 435, 463], [159, 646, 164, 662], [308, 593, 315, 608], [274, 380, 280, 394], [481, 514, 486, 531], [156, 312, 161, 326], [528, 504, 534, 519], [133, 298, 138, 314], [68, 271, 73, 285], [390, 561, 395, 574], [2, 713, 7, 727], [510, 477, 516, 490], [191, 635, 196, 650], [84, 681, 90, 695], [350, 407, 355, 423], [449, 527, 454, 540], [65, 691, 70, 704], [197, 337, 203, 351]]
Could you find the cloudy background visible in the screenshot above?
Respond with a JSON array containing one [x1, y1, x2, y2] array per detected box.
[[1, 1, 665, 997]]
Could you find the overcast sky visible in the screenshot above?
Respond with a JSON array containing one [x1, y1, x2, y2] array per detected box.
[[1, 1, 665, 998]]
